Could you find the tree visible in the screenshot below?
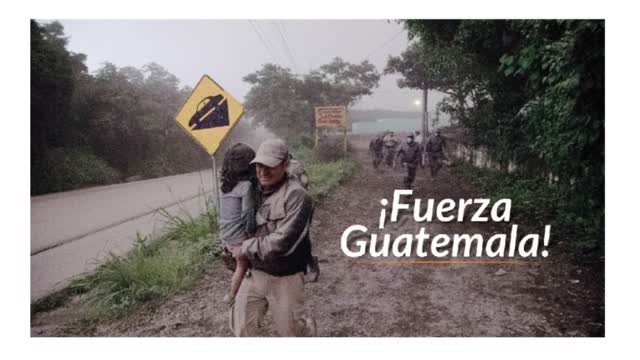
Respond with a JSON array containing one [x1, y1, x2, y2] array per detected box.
[[391, 20, 604, 251], [314, 57, 380, 106], [386, 41, 483, 124], [31, 20, 212, 194], [77, 62, 209, 177], [498, 20, 604, 214], [243, 58, 380, 141], [31, 20, 78, 193], [31, 20, 74, 149], [242, 64, 308, 140]]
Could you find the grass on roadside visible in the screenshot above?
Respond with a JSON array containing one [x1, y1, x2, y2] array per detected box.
[[451, 161, 603, 256], [43, 196, 223, 321], [307, 159, 356, 201], [291, 143, 356, 201], [33, 144, 356, 321]]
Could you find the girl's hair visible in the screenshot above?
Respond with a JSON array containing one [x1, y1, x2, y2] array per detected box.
[[220, 143, 257, 193]]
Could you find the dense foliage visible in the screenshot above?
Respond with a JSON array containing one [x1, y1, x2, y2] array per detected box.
[[32, 21, 378, 194], [31, 20, 213, 195], [386, 20, 604, 253], [243, 58, 380, 141]]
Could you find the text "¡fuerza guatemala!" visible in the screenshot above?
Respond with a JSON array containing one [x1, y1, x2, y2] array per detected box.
[[340, 190, 551, 259]]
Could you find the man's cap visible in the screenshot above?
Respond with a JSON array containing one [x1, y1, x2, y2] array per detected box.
[[251, 138, 289, 167]]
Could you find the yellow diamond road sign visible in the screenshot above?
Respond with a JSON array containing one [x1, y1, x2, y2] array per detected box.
[[175, 75, 244, 155]]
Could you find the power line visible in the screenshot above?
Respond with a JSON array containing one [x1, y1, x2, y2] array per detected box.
[[268, 21, 292, 69], [271, 20, 297, 72], [255, 20, 288, 67], [279, 21, 299, 64], [273, 21, 300, 74], [249, 20, 288, 67], [363, 28, 405, 61], [248, 20, 277, 64], [280, 22, 312, 72]]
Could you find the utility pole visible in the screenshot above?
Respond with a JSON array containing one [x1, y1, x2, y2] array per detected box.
[[422, 88, 429, 144]]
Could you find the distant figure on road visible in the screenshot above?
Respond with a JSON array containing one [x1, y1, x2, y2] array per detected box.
[[395, 133, 422, 189], [414, 130, 423, 145], [218, 143, 258, 305], [425, 129, 447, 179], [229, 138, 316, 336], [382, 131, 400, 168], [368, 134, 384, 169]]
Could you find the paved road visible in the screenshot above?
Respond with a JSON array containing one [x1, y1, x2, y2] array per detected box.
[[30, 170, 216, 302]]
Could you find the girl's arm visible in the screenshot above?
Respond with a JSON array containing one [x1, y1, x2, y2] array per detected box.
[[241, 184, 257, 236]]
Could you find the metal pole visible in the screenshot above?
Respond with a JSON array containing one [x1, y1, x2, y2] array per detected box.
[[422, 88, 429, 140], [211, 155, 219, 215], [343, 128, 347, 153], [344, 107, 348, 153]]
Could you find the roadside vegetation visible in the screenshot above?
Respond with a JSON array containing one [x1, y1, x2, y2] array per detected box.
[[31, 20, 213, 195], [292, 141, 356, 201], [32, 197, 221, 320], [32, 143, 355, 320], [32, 20, 376, 196], [386, 20, 604, 254], [452, 161, 603, 256], [32, 18, 357, 319], [69, 203, 220, 320]]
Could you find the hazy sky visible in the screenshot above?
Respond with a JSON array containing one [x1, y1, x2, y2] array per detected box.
[[58, 20, 445, 112]]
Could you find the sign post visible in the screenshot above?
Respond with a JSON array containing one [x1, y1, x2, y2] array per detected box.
[[314, 106, 348, 152], [174, 75, 245, 215], [211, 156, 218, 213]]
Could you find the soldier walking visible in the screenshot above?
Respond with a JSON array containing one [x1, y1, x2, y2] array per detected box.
[[382, 131, 400, 168], [424, 129, 447, 179], [368, 134, 384, 169], [395, 133, 422, 189]]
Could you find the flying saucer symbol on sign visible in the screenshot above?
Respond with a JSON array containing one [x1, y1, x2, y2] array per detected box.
[[175, 75, 244, 155]]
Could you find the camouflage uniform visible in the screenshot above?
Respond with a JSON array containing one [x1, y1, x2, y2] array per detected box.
[[396, 140, 422, 189], [382, 133, 400, 167]]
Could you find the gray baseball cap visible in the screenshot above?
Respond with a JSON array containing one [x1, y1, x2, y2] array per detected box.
[[251, 138, 289, 167]]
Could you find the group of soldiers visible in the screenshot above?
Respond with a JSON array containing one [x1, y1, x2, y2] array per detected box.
[[368, 129, 447, 190]]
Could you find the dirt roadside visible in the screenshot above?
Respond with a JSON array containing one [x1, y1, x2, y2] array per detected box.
[[31, 147, 604, 337]]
